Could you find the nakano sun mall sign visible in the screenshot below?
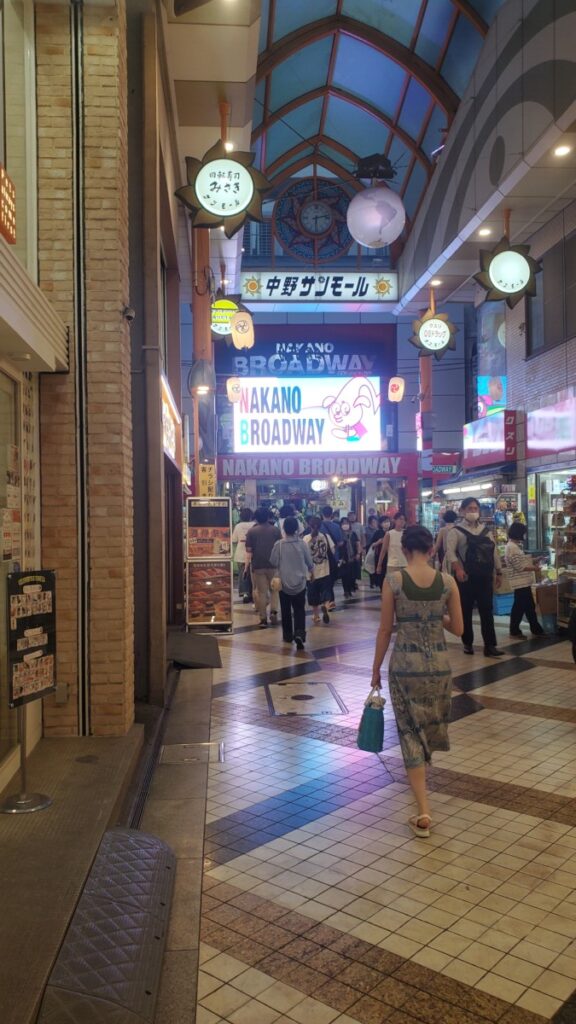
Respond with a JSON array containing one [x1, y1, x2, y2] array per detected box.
[[240, 271, 398, 303]]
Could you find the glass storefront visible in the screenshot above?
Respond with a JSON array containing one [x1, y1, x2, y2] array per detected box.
[[0, 370, 21, 759]]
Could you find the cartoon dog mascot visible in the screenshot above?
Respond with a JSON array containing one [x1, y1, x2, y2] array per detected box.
[[322, 377, 379, 443]]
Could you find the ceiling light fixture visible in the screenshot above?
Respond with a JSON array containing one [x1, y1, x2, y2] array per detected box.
[[224, 141, 234, 153], [478, 228, 491, 237], [430, 278, 442, 286], [554, 144, 572, 157]]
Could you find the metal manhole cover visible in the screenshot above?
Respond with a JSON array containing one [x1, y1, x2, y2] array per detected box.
[[265, 682, 348, 716]]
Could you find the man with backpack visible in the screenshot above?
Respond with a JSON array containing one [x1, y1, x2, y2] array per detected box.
[[446, 496, 504, 657]]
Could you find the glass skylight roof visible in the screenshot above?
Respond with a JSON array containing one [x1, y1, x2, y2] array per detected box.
[[253, 0, 506, 251]]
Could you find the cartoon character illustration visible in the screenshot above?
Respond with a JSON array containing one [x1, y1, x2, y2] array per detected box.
[[322, 377, 380, 443]]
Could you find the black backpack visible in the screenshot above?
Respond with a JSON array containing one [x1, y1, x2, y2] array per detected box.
[[456, 525, 495, 578]]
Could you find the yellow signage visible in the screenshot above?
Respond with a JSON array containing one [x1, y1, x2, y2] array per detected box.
[[198, 462, 216, 496]]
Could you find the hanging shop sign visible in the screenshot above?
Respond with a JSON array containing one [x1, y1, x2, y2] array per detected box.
[[175, 140, 271, 239], [232, 376, 382, 454], [7, 571, 56, 707], [211, 297, 241, 336], [161, 375, 182, 470], [240, 270, 398, 304], [0, 166, 16, 245], [463, 409, 518, 468], [218, 451, 419, 481], [526, 395, 576, 458], [474, 235, 540, 308], [410, 309, 457, 359], [230, 310, 255, 350], [197, 462, 217, 497]]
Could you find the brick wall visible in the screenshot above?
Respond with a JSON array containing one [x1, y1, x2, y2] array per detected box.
[[83, 1, 134, 735], [36, 3, 79, 735], [36, 1, 134, 736]]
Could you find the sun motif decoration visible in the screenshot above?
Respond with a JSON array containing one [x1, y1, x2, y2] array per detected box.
[[474, 235, 540, 309], [373, 277, 393, 298], [273, 178, 353, 264], [175, 140, 272, 239], [242, 276, 262, 298], [410, 309, 458, 360]]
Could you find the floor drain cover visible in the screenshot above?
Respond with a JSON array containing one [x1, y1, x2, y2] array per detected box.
[[265, 682, 348, 716]]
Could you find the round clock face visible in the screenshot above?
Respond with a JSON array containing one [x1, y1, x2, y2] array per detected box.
[[273, 178, 352, 264], [299, 200, 333, 237]]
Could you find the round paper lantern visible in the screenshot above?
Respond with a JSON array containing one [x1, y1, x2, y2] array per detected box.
[[346, 185, 406, 248], [388, 377, 405, 402], [230, 310, 255, 350], [226, 377, 242, 403]]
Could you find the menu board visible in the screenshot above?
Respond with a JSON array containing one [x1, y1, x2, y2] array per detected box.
[[185, 497, 233, 629], [186, 498, 231, 559], [186, 561, 232, 625], [7, 571, 56, 707]]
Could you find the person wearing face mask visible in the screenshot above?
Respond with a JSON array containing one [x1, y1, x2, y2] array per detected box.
[[338, 517, 361, 599], [446, 497, 503, 657], [505, 522, 545, 638]]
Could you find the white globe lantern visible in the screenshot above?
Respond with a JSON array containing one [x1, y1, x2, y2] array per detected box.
[[346, 185, 406, 249]]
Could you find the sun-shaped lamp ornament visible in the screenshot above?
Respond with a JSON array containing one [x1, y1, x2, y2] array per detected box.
[[474, 209, 540, 309], [410, 286, 457, 360], [175, 139, 272, 239]]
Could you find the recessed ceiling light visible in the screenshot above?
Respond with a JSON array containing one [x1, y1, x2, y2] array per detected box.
[[554, 144, 572, 157], [479, 227, 492, 237], [430, 278, 442, 287], [224, 141, 234, 153]]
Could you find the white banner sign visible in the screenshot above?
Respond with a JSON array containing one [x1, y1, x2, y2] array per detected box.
[[233, 376, 382, 454], [240, 271, 398, 303]]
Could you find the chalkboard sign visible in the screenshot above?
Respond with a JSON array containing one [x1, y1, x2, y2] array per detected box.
[[7, 571, 56, 707]]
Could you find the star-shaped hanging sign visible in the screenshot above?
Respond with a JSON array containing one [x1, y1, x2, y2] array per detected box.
[[175, 140, 272, 239], [410, 309, 457, 360], [474, 235, 540, 309]]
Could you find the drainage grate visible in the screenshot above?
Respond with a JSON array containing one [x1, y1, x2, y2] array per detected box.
[[159, 742, 225, 764]]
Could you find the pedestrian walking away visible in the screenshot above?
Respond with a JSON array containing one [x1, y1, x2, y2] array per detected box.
[[371, 525, 464, 838], [377, 511, 407, 582], [231, 507, 255, 603], [505, 521, 545, 638], [319, 505, 343, 609], [245, 507, 281, 627], [304, 517, 334, 623], [270, 517, 313, 650], [445, 496, 504, 657]]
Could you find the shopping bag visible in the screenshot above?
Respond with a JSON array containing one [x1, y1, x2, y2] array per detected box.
[[357, 687, 386, 753], [364, 545, 377, 575]]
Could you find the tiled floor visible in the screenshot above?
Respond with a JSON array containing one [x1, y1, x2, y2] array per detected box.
[[159, 580, 576, 1023]]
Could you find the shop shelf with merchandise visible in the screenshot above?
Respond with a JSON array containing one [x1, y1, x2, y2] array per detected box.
[[542, 481, 576, 627]]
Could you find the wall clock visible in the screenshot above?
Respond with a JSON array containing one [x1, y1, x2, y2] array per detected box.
[[273, 178, 353, 264]]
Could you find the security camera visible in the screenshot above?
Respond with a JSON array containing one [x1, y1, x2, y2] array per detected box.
[[123, 306, 136, 323]]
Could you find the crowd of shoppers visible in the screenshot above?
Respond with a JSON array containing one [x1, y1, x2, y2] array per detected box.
[[236, 495, 547, 840]]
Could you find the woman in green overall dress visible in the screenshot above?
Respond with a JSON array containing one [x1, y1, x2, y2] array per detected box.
[[371, 525, 463, 837]]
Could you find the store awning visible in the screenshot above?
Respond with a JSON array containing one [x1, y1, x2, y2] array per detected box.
[[0, 240, 68, 372]]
